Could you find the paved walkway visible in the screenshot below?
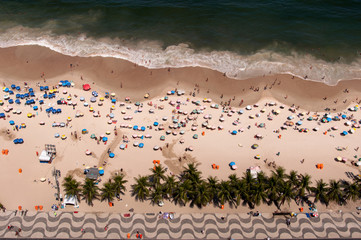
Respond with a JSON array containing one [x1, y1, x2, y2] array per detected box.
[[0, 211, 361, 239]]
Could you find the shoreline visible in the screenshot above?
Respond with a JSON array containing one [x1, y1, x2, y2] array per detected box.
[[0, 45, 360, 214], [1, 45, 361, 113]]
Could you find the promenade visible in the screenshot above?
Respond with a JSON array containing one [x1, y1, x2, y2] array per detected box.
[[0, 211, 361, 239]]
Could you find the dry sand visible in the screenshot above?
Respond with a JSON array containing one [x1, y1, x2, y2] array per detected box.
[[0, 45, 360, 214]]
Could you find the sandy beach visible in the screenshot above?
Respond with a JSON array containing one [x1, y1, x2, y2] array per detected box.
[[0, 45, 360, 215]]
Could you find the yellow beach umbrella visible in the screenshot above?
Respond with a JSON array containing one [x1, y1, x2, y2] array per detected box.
[[61, 135, 67, 140], [27, 113, 32, 118], [111, 105, 115, 110], [89, 107, 94, 112], [67, 96, 72, 100], [99, 97, 104, 101], [67, 117, 72, 121]]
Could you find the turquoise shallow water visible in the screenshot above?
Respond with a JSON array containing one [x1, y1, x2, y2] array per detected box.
[[0, 0, 360, 84]]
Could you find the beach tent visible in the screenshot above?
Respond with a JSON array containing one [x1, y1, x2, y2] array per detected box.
[[82, 84, 91, 91], [62, 195, 79, 208], [39, 150, 51, 163]]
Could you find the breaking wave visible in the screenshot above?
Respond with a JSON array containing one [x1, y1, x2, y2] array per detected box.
[[0, 26, 360, 86]]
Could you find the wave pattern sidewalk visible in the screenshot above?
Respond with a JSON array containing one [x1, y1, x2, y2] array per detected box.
[[0, 211, 361, 239]]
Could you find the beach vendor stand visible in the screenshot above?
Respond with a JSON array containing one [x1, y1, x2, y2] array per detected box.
[[39, 144, 57, 163]]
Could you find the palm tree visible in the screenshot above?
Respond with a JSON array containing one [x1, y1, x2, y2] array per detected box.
[[272, 166, 286, 185], [192, 182, 212, 208], [312, 179, 329, 206], [100, 181, 116, 203], [173, 180, 191, 206], [131, 176, 150, 202], [217, 181, 233, 206], [150, 185, 165, 205], [327, 180, 343, 205], [287, 170, 299, 188], [82, 178, 100, 206], [297, 174, 312, 198], [279, 182, 295, 207], [62, 175, 82, 200], [163, 175, 177, 199], [267, 176, 280, 208], [149, 165, 166, 187], [112, 174, 128, 196], [228, 174, 242, 206], [241, 171, 255, 207], [182, 163, 202, 184], [207, 176, 220, 204], [342, 180, 359, 203], [251, 181, 268, 208]]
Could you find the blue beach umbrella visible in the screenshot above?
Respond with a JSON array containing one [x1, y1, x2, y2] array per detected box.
[[9, 120, 15, 125], [16, 86, 20, 91], [140, 126, 146, 131], [16, 94, 21, 99], [109, 152, 115, 158], [111, 99, 116, 103], [8, 99, 14, 104], [229, 162, 236, 166], [15, 99, 21, 104], [4, 88, 9, 92], [29, 88, 33, 92], [153, 122, 159, 126], [138, 143, 144, 148], [342, 131, 348, 135], [231, 130, 237, 135], [99, 169, 104, 175], [342, 114, 347, 119], [11, 84, 16, 89], [33, 106, 38, 110], [133, 125, 138, 130], [102, 137, 108, 142], [9, 90, 14, 95]]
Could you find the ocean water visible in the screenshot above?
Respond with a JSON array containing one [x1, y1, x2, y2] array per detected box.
[[0, 0, 360, 85]]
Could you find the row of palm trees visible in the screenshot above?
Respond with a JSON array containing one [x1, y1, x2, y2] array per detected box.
[[131, 163, 361, 209], [62, 174, 127, 206]]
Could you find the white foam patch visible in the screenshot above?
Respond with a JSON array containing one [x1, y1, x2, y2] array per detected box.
[[0, 26, 360, 86]]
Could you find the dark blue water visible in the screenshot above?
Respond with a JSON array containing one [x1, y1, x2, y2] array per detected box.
[[0, 0, 360, 84]]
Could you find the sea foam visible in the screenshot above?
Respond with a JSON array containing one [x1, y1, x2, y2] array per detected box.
[[0, 26, 360, 86]]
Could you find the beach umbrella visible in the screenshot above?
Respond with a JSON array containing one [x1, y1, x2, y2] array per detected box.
[[61, 135, 67, 140], [9, 120, 15, 125], [106, 131, 111, 135], [193, 134, 198, 139], [229, 162, 236, 166], [153, 122, 159, 126], [180, 130, 185, 135], [342, 131, 348, 135], [133, 125, 138, 130], [119, 144, 125, 150], [345, 121, 351, 126], [133, 142, 139, 147], [296, 121, 303, 125], [231, 130, 237, 135], [342, 114, 347, 119], [109, 152, 115, 158], [251, 144, 259, 149], [246, 105, 252, 110], [307, 117, 313, 121], [90, 134, 96, 139], [141, 126, 146, 131], [160, 135, 165, 140], [90, 97, 96, 102], [27, 113, 32, 118], [139, 143, 144, 148], [109, 113, 114, 118], [102, 137, 108, 142], [287, 115, 294, 120], [255, 155, 261, 159]]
